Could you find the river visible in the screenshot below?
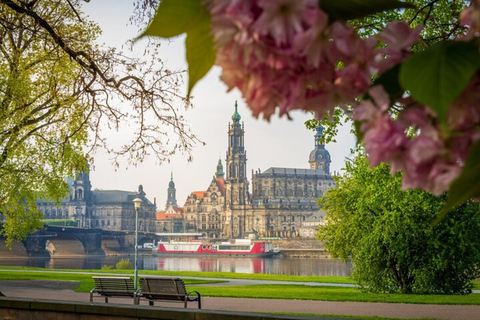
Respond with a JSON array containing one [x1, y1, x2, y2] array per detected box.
[[0, 255, 351, 277]]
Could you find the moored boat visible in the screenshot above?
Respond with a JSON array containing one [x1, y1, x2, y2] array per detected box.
[[153, 239, 279, 257]]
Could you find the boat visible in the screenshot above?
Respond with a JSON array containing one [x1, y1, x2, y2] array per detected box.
[[153, 238, 279, 257]]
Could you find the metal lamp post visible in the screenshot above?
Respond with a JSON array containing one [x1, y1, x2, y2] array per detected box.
[[132, 198, 142, 289]]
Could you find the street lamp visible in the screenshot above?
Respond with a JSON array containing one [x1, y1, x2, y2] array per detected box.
[[132, 197, 142, 289]]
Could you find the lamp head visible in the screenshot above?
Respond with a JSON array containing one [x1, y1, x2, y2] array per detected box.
[[133, 198, 143, 209]]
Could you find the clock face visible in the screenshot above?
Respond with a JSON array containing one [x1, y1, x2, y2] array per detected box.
[[318, 154, 322, 159]]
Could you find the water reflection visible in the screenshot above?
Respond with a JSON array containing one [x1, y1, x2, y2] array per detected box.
[[0, 255, 351, 277]]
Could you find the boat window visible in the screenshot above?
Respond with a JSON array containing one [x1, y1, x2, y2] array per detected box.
[[218, 245, 251, 250]]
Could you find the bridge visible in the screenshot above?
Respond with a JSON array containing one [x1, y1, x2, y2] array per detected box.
[[1, 226, 159, 257]]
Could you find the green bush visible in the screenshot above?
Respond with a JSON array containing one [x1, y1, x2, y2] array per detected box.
[[101, 264, 113, 270], [115, 258, 132, 270]]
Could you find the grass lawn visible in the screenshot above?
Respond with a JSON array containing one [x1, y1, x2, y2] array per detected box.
[[0, 266, 354, 284], [0, 267, 478, 305], [193, 284, 480, 305]]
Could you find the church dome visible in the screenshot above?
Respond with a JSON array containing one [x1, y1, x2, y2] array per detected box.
[[308, 126, 331, 173], [309, 147, 331, 163], [232, 101, 241, 122]]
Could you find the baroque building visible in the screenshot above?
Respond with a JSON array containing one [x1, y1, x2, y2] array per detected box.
[[182, 102, 335, 239], [37, 170, 157, 233]]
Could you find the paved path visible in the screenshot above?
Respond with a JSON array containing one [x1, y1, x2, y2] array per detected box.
[[1, 280, 480, 319]]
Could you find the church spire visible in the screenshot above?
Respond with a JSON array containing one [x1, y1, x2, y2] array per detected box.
[[216, 157, 225, 179], [232, 100, 241, 123], [166, 171, 177, 207]]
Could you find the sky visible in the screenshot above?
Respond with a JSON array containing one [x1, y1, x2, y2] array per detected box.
[[81, 1, 356, 209]]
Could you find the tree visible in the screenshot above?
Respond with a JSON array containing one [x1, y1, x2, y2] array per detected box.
[[141, 0, 480, 214], [0, 0, 201, 246], [318, 153, 480, 294]]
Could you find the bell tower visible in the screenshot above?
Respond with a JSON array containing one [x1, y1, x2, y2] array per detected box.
[[166, 172, 178, 207], [308, 126, 331, 174], [224, 101, 249, 237]]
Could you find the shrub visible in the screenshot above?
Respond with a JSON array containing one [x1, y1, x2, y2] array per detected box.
[[115, 258, 132, 270]]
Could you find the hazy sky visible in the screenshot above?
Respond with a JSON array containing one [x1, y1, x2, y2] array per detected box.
[[82, 1, 356, 209]]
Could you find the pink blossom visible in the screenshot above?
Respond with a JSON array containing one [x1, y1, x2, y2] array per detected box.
[[253, 0, 308, 47], [292, 9, 329, 68], [375, 21, 423, 73], [459, 0, 480, 40]]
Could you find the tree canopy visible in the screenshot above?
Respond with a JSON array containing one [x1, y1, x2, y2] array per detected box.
[[318, 153, 480, 294], [0, 0, 200, 245]]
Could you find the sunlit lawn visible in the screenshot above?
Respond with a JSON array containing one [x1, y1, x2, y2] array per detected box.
[[0, 267, 478, 305]]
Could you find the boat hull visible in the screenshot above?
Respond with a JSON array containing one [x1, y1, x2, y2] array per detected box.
[[153, 240, 279, 257]]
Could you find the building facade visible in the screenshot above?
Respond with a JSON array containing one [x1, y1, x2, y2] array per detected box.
[[37, 172, 157, 232], [182, 102, 335, 239]]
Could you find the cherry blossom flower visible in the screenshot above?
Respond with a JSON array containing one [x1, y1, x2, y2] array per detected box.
[[204, 0, 480, 195]]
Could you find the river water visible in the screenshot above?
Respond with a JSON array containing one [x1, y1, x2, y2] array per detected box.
[[0, 255, 351, 277]]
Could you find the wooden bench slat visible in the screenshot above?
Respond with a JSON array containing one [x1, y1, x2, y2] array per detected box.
[[90, 277, 138, 304]]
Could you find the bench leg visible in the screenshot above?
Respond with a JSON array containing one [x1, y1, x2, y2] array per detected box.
[[198, 298, 201, 309], [105, 297, 108, 303], [184, 300, 187, 308]]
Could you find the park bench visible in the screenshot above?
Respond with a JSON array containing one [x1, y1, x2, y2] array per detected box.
[[137, 277, 201, 309], [89, 276, 138, 304]]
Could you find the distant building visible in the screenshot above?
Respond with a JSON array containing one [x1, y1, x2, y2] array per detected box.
[[155, 173, 184, 233], [299, 211, 326, 239], [37, 170, 157, 232], [182, 102, 335, 238]]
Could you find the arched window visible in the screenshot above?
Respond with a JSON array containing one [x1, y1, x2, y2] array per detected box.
[[77, 188, 83, 200]]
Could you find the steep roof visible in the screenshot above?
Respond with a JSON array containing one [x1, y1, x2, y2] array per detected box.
[[215, 177, 225, 193], [192, 191, 206, 200]]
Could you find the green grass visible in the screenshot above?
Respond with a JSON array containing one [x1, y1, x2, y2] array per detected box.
[[0, 267, 478, 306], [0, 269, 225, 292], [0, 266, 354, 284], [192, 284, 480, 305], [270, 313, 441, 320]]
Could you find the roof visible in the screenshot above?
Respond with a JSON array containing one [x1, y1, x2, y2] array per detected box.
[[192, 191, 206, 201], [258, 167, 331, 177], [92, 189, 154, 206], [156, 212, 183, 220], [215, 177, 225, 193], [92, 190, 133, 203]]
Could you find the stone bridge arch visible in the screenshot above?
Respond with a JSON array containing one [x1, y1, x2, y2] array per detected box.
[[25, 226, 103, 256], [45, 235, 86, 257]]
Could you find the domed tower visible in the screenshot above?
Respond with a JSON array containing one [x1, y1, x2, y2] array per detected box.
[[309, 126, 331, 174], [166, 172, 178, 207]]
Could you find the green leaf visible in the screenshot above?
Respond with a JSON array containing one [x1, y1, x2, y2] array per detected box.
[[140, 0, 205, 38], [399, 41, 480, 126], [320, 0, 415, 21], [185, 11, 216, 96], [372, 64, 403, 101], [138, 0, 215, 95], [437, 142, 480, 221]]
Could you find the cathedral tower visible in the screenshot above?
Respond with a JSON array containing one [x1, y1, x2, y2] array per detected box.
[[224, 101, 249, 237], [308, 126, 331, 174]]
